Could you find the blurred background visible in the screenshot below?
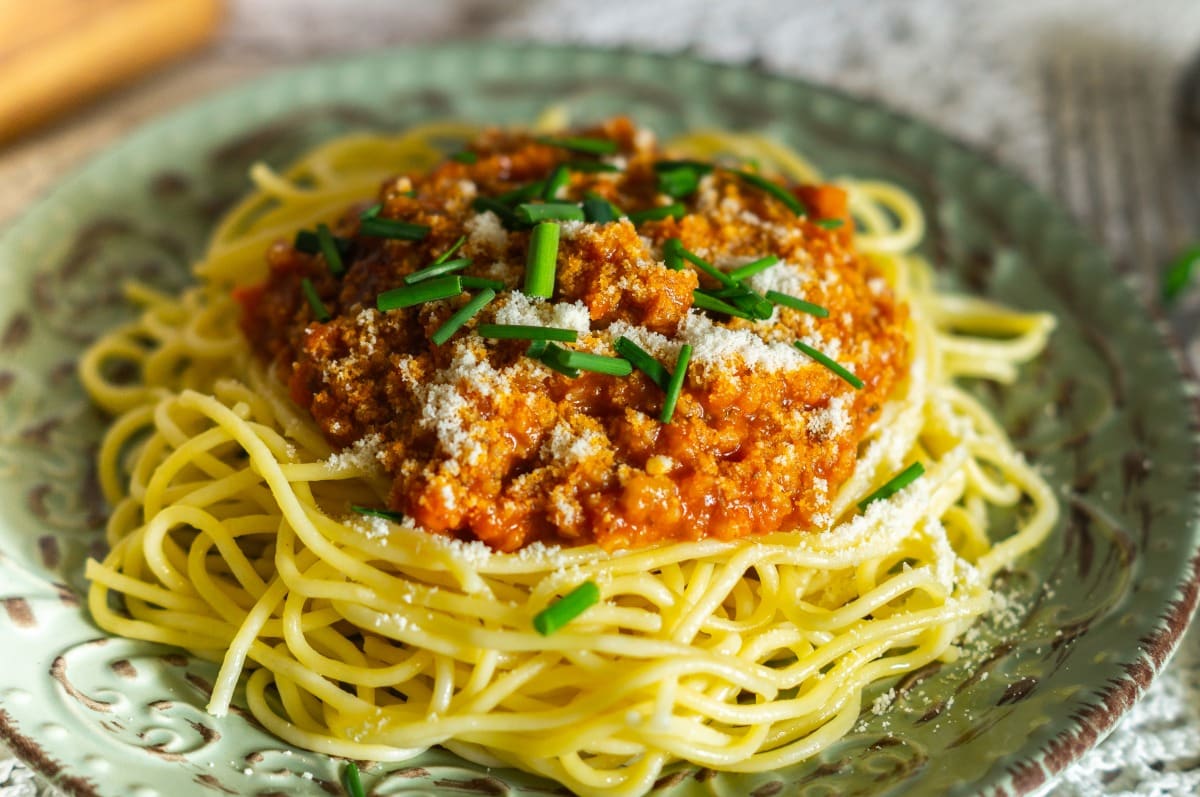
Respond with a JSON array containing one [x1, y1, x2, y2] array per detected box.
[[5, 1, 1200, 326], [2, 1, 1200, 795]]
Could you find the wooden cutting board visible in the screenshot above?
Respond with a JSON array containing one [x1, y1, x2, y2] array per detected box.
[[0, 0, 223, 144]]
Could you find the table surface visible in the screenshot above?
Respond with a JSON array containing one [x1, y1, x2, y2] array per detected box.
[[2, 1, 1200, 795]]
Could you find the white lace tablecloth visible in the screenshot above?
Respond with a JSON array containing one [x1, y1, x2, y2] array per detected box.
[[3, 1, 1200, 794]]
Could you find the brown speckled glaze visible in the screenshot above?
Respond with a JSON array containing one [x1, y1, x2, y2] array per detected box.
[[0, 43, 1198, 797]]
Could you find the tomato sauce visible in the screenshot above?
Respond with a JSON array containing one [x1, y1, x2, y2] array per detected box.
[[239, 118, 910, 551]]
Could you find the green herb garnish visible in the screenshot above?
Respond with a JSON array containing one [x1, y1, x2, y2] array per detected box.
[[531, 342, 580, 378], [664, 237, 685, 271], [766, 290, 829, 318], [734, 170, 808, 216], [541, 346, 633, 377], [564, 160, 621, 173], [614, 336, 670, 389], [793, 340, 863, 388], [542, 165, 570, 200], [582, 193, 620, 223], [316, 224, 345, 275], [295, 229, 350, 257], [817, 218, 845, 230], [342, 761, 366, 797], [677, 245, 737, 288], [300, 278, 330, 322], [524, 222, 560, 298], [657, 165, 701, 198], [727, 255, 780, 282], [858, 463, 926, 510], [432, 235, 466, 264], [476, 324, 578, 342], [351, 505, 405, 522], [460, 276, 506, 291], [517, 202, 585, 223], [660, 344, 693, 423], [533, 581, 601, 635], [404, 257, 471, 284], [692, 290, 753, 319], [537, 135, 619, 155], [359, 215, 430, 241], [1163, 244, 1200, 301], [377, 275, 462, 312], [431, 289, 496, 346], [653, 159, 715, 175], [472, 197, 521, 228]]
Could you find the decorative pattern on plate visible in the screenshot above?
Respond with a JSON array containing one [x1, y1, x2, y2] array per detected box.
[[0, 43, 1197, 797]]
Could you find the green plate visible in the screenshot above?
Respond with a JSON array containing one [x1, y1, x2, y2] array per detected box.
[[1, 43, 1197, 797]]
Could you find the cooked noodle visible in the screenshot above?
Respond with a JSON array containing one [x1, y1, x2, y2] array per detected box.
[[81, 122, 1057, 796]]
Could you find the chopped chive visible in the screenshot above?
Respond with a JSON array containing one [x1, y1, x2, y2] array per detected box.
[[342, 761, 366, 797], [360, 216, 431, 240], [432, 235, 467, 265], [817, 218, 845, 230], [583, 196, 614, 223], [295, 229, 351, 257], [460, 276, 507, 291], [533, 581, 601, 635], [793, 340, 864, 389], [294, 230, 320, 254], [734, 170, 808, 216], [532, 343, 580, 378], [542, 165, 570, 200], [765, 290, 829, 318], [451, 150, 478, 164], [361, 203, 382, 219], [526, 339, 549, 358], [726, 288, 775, 321], [583, 192, 622, 223], [1163, 244, 1200, 301], [472, 197, 521, 228], [524, 222, 560, 298], [300, 278, 330, 322], [653, 159, 715, 175], [536, 135, 619, 155], [431, 289, 496, 345], [564, 160, 620, 173], [351, 504, 405, 522], [404, 257, 471, 284], [542, 347, 633, 377], [627, 203, 686, 224], [316, 224, 345, 276], [497, 180, 547, 204], [516, 202, 585, 223], [712, 284, 773, 319], [692, 290, 753, 319], [476, 323, 578, 342], [858, 463, 926, 510], [660, 344, 693, 423], [728, 255, 780, 282], [678, 245, 737, 288], [377, 275, 462, 312], [657, 166, 701, 198], [664, 237, 685, 271], [614, 336, 669, 390]]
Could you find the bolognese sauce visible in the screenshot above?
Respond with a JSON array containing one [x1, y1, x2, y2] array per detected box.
[[237, 118, 910, 552]]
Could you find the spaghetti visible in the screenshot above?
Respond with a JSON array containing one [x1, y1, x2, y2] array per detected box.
[[81, 119, 1057, 796]]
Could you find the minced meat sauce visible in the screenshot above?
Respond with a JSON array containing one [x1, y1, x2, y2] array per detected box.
[[236, 118, 910, 552]]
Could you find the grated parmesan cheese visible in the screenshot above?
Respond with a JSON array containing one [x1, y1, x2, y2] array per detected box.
[[464, 210, 509, 254]]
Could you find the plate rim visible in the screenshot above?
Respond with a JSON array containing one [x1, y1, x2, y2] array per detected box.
[[1, 38, 1198, 797]]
